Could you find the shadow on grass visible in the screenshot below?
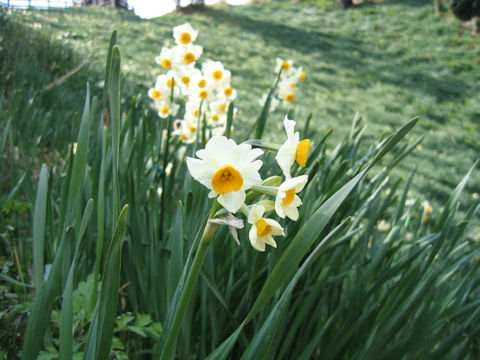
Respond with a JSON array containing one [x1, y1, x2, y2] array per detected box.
[[201, 5, 470, 106]]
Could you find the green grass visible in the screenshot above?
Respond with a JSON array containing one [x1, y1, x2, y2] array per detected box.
[[3, 0, 479, 222]]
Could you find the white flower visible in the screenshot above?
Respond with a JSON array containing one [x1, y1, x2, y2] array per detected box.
[[203, 60, 231, 86], [377, 220, 391, 232], [275, 175, 308, 221], [277, 78, 297, 104], [275, 116, 311, 178], [275, 58, 293, 74], [175, 67, 201, 95], [422, 200, 433, 222], [172, 43, 203, 67], [222, 86, 237, 101], [173, 23, 198, 45], [154, 100, 179, 119], [186, 136, 263, 213], [155, 47, 174, 69], [173, 119, 197, 143], [247, 205, 284, 252]]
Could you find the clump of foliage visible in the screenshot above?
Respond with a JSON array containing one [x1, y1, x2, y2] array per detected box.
[[450, 0, 480, 21]]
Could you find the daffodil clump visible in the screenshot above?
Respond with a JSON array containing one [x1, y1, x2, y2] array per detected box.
[[259, 58, 306, 111], [187, 116, 310, 252], [148, 23, 237, 143]]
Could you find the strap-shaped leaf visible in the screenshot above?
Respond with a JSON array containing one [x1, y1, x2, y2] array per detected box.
[[84, 204, 129, 360]]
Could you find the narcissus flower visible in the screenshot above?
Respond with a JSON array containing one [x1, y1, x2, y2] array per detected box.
[[172, 43, 203, 67], [275, 175, 308, 221], [247, 205, 284, 252], [276, 117, 311, 178], [422, 200, 433, 222], [155, 47, 174, 69], [186, 136, 263, 213], [173, 23, 198, 45], [275, 58, 293, 73]]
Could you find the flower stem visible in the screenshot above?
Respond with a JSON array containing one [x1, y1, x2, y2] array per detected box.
[[160, 200, 219, 360]]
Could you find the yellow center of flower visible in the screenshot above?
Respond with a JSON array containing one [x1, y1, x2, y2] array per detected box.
[[295, 139, 310, 167], [211, 114, 219, 121], [425, 205, 433, 214], [161, 58, 172, 69], [167, 78, 176, 88], [189, 125, 197, 133], [212, 70, 223, 81], [183, 52, 195, 64], [224, 87, 233, 97], [290, 83, 296, 88], [285, 93, 295, 102], [180, 135, 188, 141], [256, 219, 271, 237], [198, 79, 207, 88], [282, 60, 290, 71], [230, 129, 234, 136], [220, 104, 227, 112], [182, 76, 190, 86], [160, 106, 169, 115], [199, 90, 208, 99], [211, 165, 243, 194], [152, 89, 161, 99], [282, 188, 296, 205], [300, 71, 306, 81], [193, 109, 199, 117], [423, 215, 429, 222], [179, 32, 191, 45]]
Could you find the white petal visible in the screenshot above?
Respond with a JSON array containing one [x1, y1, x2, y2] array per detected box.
[[265, 219, 285, 236], [186, 157, 214, 190], [249, 226, 265, 251], [276, 139, 297, 178], [218, 190, 245, 213], [284, 206, 299, 221], [284, 116, 297, 139], [248, 204, 265, 224], [280, 175, 309, 192], [262, 235, 277, 248], [275, 193, 286, 219]]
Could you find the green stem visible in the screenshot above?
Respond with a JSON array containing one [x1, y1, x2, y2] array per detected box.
[[160, 200, 219, 360]]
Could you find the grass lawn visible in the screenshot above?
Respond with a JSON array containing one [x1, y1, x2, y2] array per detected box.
[[3, 0, 479, 221]]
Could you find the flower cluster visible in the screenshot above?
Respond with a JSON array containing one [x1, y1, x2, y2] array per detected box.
[[259, 58, 306, 111], [187, 116, 311, 252], [148, 23, 237, 143]]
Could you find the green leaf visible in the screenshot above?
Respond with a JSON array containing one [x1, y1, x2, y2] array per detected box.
[[67, 85, 92, 212], [59, 262, 74, 360], [435, 160, 478, 229], [246, 169, 366, 322], [241, 218, 351, 360], [102, 31, 117, 106], [22, 237, 67, 360], [365, 116, 419, 172], [33, 164, 48, 290], [110, 46, 122, 220], [60, 199, 94, 360], [84, 205, 129, 360], [225, 102, 234, 139], [167, 203, 184, 306]]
